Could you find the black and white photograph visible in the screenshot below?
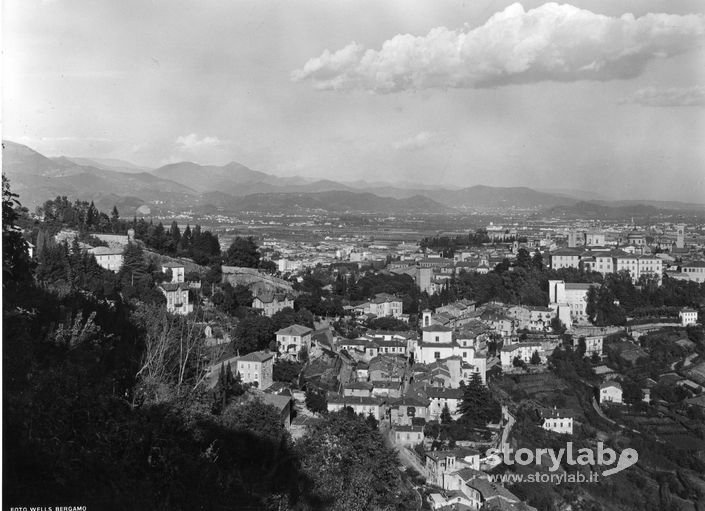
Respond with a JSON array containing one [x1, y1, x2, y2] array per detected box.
[[3, 0, 705, 509]]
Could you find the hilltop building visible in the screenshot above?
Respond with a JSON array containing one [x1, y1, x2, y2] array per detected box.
[[89, 246, 124, 272], [252, 290, 294, 317], [158, 262, 192, 315], [236, 351, 274, 390], [275, 324, 313, 360]]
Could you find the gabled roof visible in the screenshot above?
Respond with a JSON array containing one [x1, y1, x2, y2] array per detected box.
[[260, 393, 291, 412], [425, 387, 464, 399], [90, 246, 123, 255], [238, 350, 275, 363], [422, 324, 454, 333], [600, 381, 622, 390], [388, 396, 429, 408], [162, 261, 185, 268], [276, 324, 313, 336], [551, 249, 583, 256], [683, 260, 705, 268], [564, 283, 596, 291], [327, 393, 383, 406]]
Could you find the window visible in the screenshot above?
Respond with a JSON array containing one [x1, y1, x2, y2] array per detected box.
[[435, 336, 440, 342], [434, 352, 440, 359]]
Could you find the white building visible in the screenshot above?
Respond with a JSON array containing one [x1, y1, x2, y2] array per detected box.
[[549, 280, 597, 326], [327, 393, 384, 421], [541, 409, 574, 435], [89, 246, 124, 272], [426, 387, 465, 418], [159, 282, 193, 315], [550, 249, 583, 270], [681, 261, 705, 283], [275, 324, 313, 359], [236, 350, 274, 390], [277, 259, 303, 273], [583, 335, 603, 358], [679, 308, 698, 327], [354, 293, 404, 319], [599, 381, 623, 405], [500, 343, 544, 368], [162, 262, 185, 283], [252, 291, 294, 317], [393, 425, 425, 447]]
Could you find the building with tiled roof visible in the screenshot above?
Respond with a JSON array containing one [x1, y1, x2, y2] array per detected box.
[[159, 281, 193, 315], [275, 324, 313, 360], [540, 407, 574, 434], [89, 246, 124, 272], [237, 350, 274, 390], [599, 381, 623, 404], [326, 393, 385, 420], [252, 290, 294, 317]]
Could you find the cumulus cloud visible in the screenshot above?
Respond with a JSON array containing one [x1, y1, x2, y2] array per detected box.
[[292, 2, 705, 92], [175, 133, 225, 151], [621, 85, 705, 107], [393, 131, 434, 150]]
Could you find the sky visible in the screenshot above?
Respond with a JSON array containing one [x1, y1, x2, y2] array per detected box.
[[3, 0, 705, 201]]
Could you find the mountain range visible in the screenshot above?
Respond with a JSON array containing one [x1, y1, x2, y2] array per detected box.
[[2, 140, 703, 217]]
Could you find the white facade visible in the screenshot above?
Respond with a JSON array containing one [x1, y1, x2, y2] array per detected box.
[[161, 283, 193, 315], [679, 309, 698, 327], [600, 382, 623, 404], [275, 325, 313, 359], [542, 412, 574, 435], [549, 280, 595, 325], [681, 262, 705, 283], [89, 247, 124, 272], [236, 351, 274, 390], [500, 343, 543, 367], [252, 294, 294, 317], [162, 263, 185, 283], [583, 335, 603, 357], [550, 250, 582, 270]]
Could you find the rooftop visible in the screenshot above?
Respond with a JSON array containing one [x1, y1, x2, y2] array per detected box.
[[89, 246, 123, 255], [238, 350, 275, 363], [276, 324, 313, 336]]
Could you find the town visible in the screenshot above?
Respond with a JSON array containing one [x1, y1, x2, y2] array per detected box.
[[4, 179, 705, 510], [4, 1, 705, 509]]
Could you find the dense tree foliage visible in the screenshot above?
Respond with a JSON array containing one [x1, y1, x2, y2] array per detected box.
[[223, 236, 261, 268], [5, 183, 420, 509], [37, 196, 221, 264], [459, 373, 501, 427], [367, 316, 410, 331], [296, 410, 412, 511], [2, 176, 33, 287], [211, 282, 253, 317], [420, 228, 491, 254], [273, 360, 303, 386], [304, 388, 327, 414], [232, 314, 277, 354]]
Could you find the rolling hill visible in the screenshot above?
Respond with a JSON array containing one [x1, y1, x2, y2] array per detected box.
[[4, 140, 702, 217], [2, 140, 196, 211]]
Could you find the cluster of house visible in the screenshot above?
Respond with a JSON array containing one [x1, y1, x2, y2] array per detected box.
[[550, 247, 664, 284], [349, 292, 408, 322], [389, 248, 519, 295], [422, 404, 574, 510], [319, 311, 491, 445], [251, 289, 295, 317], [549, 225, 705, 285], [425, 454, 537, 511]]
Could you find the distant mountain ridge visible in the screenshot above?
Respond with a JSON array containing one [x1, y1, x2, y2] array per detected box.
[[3, 140, 703, 216], [149, 160, 575, 209]]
